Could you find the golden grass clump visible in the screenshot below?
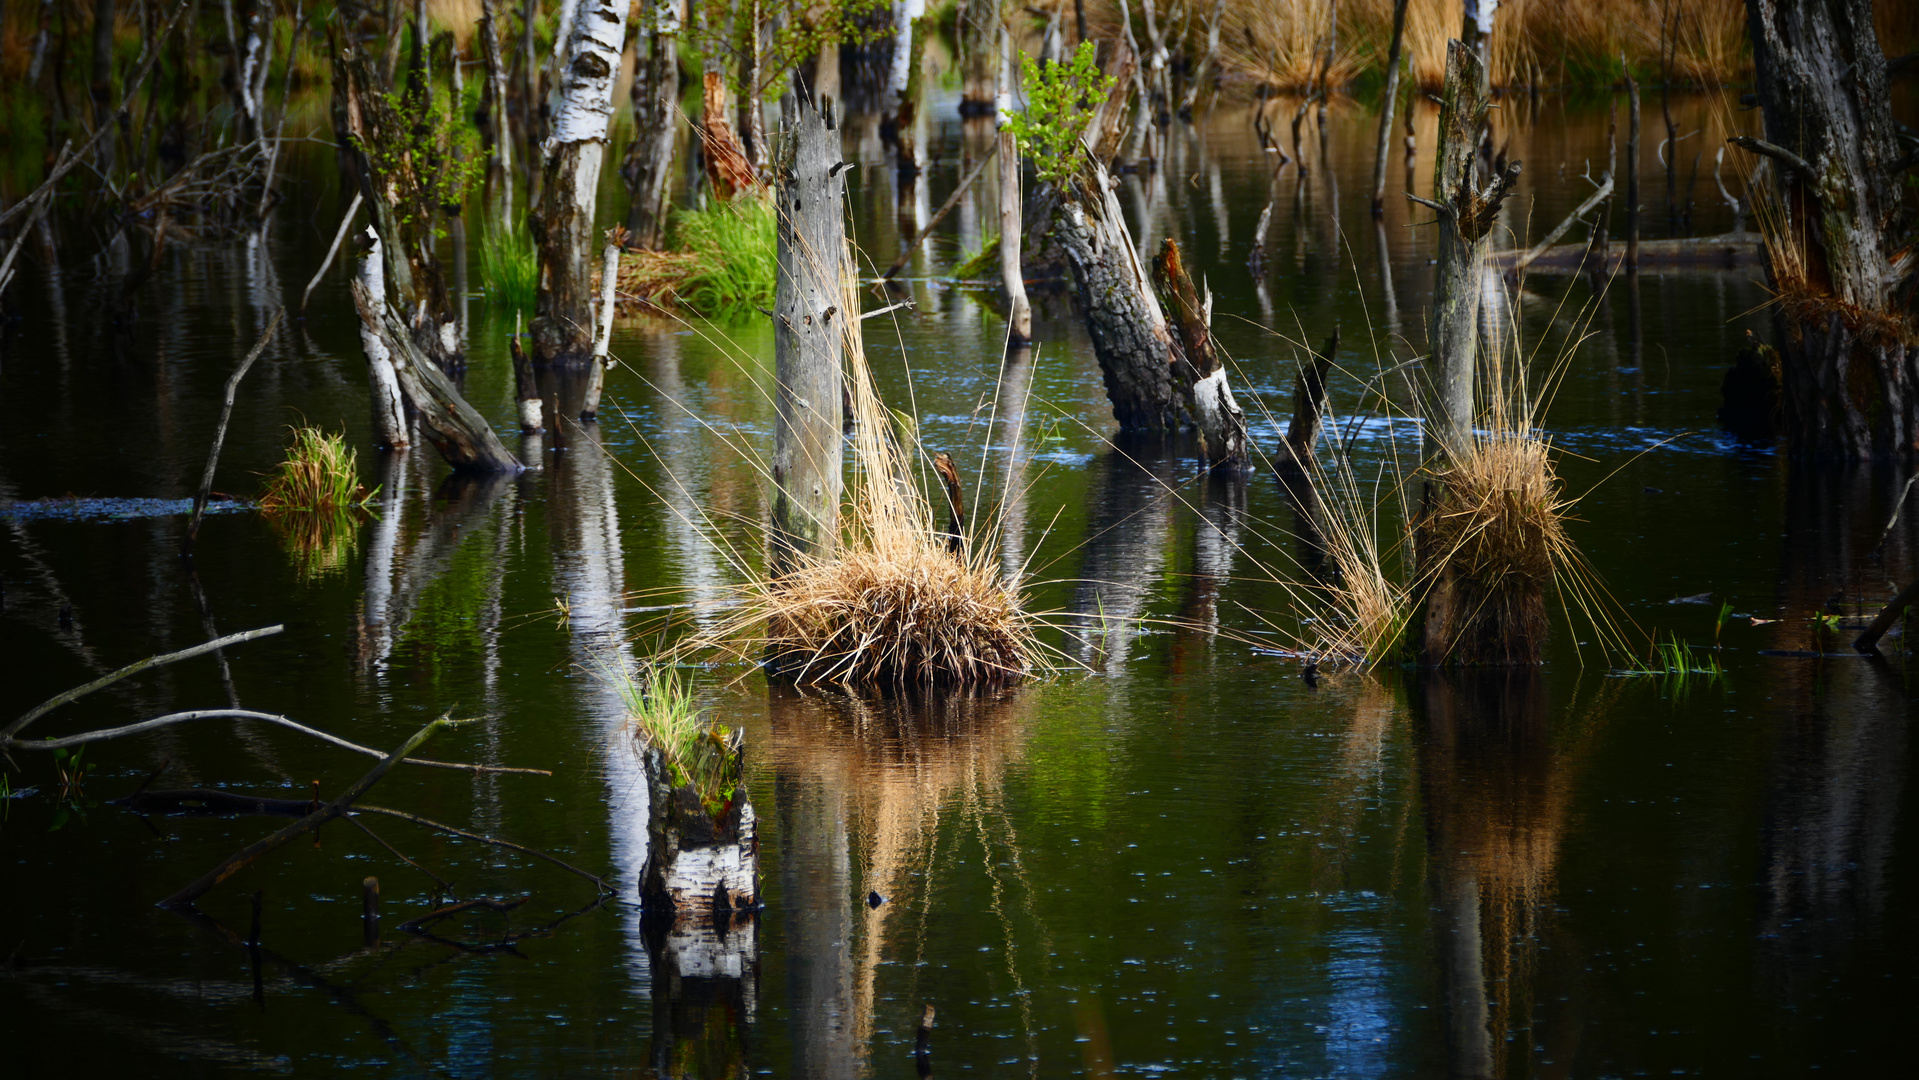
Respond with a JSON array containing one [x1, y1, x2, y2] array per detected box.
[[1415, 435, 1571, 666], [690, 241, 1038, 689]]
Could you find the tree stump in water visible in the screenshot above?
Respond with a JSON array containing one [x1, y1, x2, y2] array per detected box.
[[1739, 0, 1914, 459], [638, 745, 759, 984]]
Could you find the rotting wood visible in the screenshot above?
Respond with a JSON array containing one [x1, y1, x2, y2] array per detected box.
[[511, 315, 545, 434], [183, 308, 283, 556], [581, 231, 622, 421], [351, 275, 523, 473], [932, 451, 967, 554], [1152, 239, 1247, 473], [1276, 327, 1339, 480], [638, 745, 758, 916], [1497, 230, 1758, 274], [769, 96, 848, 577], [1507, 172, 1614, 275], [698, 70, 757, 202], [1406, 41, 1520, 459], [478, 0, 515, 228]]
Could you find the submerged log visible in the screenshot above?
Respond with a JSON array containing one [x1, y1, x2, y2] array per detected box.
[[769, 97, 847, 576]]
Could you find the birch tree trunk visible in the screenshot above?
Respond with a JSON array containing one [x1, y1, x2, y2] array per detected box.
[[621, 0, 680, 249], [531, 0, 627, 366], [996, 21, 1030, 343], [357, 231, 411, 450], [769, 99, 847, 577], [479, 0, 516, 229], [1739, 0, 1915, 459]]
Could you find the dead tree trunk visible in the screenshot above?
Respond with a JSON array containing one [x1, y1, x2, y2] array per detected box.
[[531, 0, 627, 366], [996, 20, 1030, 343], [1153, 239, 1248, 472], [1054, 158, 1183, 432], [622, 0, 680, 249], [1737, 0, 1915, 459], [357, 230, 411, 450], [769, 98, 847, 577], [479, 0, 515, 229], [638, 744, 759, 916], [350, 253, 523, 473], [1408, 41, 1519, 458], [336, 44, 461, 369]]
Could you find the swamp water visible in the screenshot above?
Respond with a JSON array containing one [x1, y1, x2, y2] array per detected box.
[[2, 90, 1916, 1077]]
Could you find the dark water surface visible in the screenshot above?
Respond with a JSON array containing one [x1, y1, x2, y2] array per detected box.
[[3, 88, 1917, 1078]]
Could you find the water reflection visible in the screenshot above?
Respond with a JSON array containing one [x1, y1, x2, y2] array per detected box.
[[767, 684, 1038, 1077]]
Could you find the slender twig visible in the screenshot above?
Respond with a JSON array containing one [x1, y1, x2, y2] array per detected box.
[[396, 895, 529, 934], [184, 308, 284, 553], [882, 142, 999, 281], [345, 814, 456, 893], [161, 717, 467, 908], [5, 626, 285, 742], [354, 804, 613, 894], [1726, 135, 1814, 181], [1511, 173, 1616, 273], [301, 192, 364, 314], [7, 707, 548, 775]]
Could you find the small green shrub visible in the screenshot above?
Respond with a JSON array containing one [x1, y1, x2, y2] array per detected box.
[[1002, 41, 1118, 186]]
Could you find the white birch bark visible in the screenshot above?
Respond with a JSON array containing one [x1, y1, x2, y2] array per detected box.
[[358, 230, 410, 450]]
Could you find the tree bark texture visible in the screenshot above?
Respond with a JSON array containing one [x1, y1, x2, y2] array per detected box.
[[335, 43, 460, 370], [1153, 239, 1248, 472], [479, 0, 515, 228], [531, 0, 627, 366], [699, 70, 757, 202], [621, 0, 680, 250], [1054, 160, 1183, 434], [638, 745, 759, 917], [770, 99, 847, 577], [350, 274, 523, 472], [1418, 40, 1519, 459], [1742, 0, 1915, 459], [997, 22, 1030, 343]]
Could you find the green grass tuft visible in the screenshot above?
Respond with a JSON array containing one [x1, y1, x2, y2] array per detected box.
[[478, 227, 539, 311], [671, 195, 776, 318], [616, 664, 743, 818]]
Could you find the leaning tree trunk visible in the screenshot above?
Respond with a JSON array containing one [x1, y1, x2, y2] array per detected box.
[[1153, 239, 1248, 472], [357, 230, 411, 450], [1739, 0, 1914, 459], [769, 98, 847, 578], [531, 0, 627, 366], [621, 0, 680, 250]]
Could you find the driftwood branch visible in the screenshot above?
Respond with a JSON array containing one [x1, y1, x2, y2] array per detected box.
[[1854, 578, 1919, 652], [355, 804, 613, 894], [882, 141, 998, 281], [184, 309, 284, 553], [1511, 172, 1616, 274], [160, 716, 466, 908], [1726, 135, 1814, 180], [396, 895, 530, 934], [7, 706, 548, 775], [4, 626, 285, 743], [301, 192, 364, 314]]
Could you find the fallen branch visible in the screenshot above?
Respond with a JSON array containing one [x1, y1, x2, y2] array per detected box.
[[300, 192, 364, 314], [161, 716, 466, 909], [881, 141, 998, 281], [4, 625, 285, 744], [1854, 578, 1919, 652], [1510, 172, 1614, 274], [7, 707, 548, 775], [396, 895, 530, 934], [184, 308, 284, 554], [354, 804, 613, 895]]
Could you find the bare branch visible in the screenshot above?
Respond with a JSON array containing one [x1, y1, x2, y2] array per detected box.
[[4, 626, 286, 742], [1726, 135, 1815, 180]]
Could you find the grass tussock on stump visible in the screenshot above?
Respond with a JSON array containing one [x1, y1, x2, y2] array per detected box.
[[257, 426, 374, 581]]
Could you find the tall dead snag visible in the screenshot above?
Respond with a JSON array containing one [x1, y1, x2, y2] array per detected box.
[[478, 0, 515, 229], [997, 21, 1031, 343], [769, 98, 847, 577], [621, 0, 680, 249], [1736, 0, 1915, 459], [1275, 327, 1339, 499], [335, 45, 462, 369], [1408, 41, 1520, 458], [699, 71, 757, 202], [1370, 0, 1411, 215], [1152, 239, 1248, 473], [531, 0, 628, 366]]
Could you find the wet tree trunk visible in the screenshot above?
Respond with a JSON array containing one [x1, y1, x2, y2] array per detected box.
[[1410, 41, 1519, 458], [479, 0, 515, 229], [1053, 158, 1183, 433], [621, 0, 679, 250], [1739, 0, 1914, 459], [769, 99, 847, 577], [531, 0, 626, 366], [1153, 239, 1247, 472]]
